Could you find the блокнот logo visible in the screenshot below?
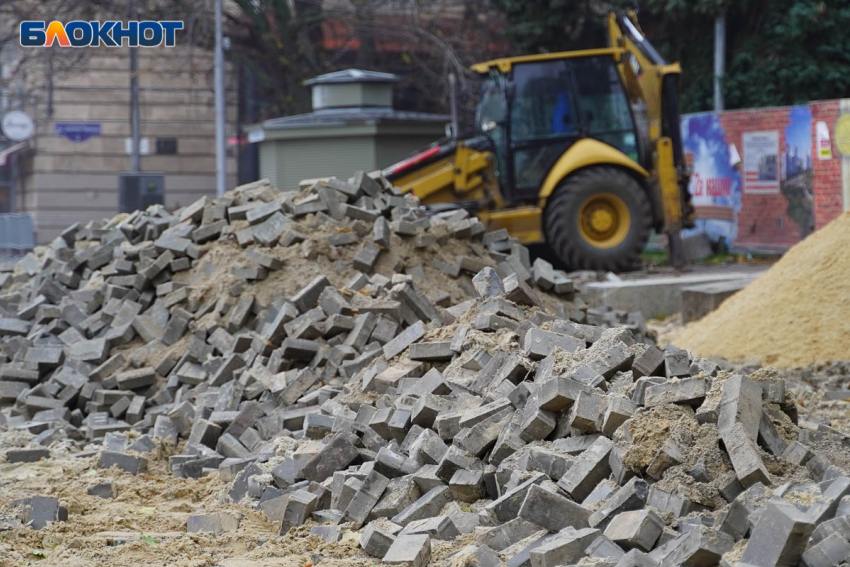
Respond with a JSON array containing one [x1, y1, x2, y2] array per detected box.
[[20, 21, 183, 47]]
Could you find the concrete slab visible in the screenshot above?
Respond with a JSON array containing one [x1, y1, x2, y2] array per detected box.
[[681, 278, 757, 322], [583, 270, 765, 319]]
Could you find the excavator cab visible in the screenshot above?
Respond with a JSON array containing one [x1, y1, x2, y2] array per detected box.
[[385, 12, 694, 271], [477, 53, 645, 204]]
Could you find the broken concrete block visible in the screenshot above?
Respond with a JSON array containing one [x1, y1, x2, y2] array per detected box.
[[383, 320, 425, 360], [361, 522, 397, 557], [392, 486, 453, 526], [19, 496, 68, 530], [473, 267, 505, 299], [800, 532, 850, 567], [537, 377, 590, 412], [646, 436, 685, 480], [604, 509, 664, 551], [402, 515, 460, 541], [5, 448, 50, 463], [740, 499, 815, 567], [409, 341, 454, 362], [757, 410, 788, 456], [279, 489, 320, 533], [503, 273, 541, 306], [632, 346, 664, 378], [383, 533, 431, 567], [717, 374, 763, 441], [584, 536, 626, 562], [781, 440, 813, 466], [601, 397, 637, 436], [524, 328, 583, 360], [97, 451, 148, 475], [657, 525, 732, 566], [344, 470, 390, 527], [528, 527, 601, 567], [187, 512, 241, 535], [569, 390, 605, 433], [450, 469, 487, 503], [720, 423, 771, 488], [486, 473, 546, 524], [87, 480, 117, 499], [644, 378, 708, 408], [715, 483, 767, 541], [353, 242, 382, 273], [298, 432, 360, 483], [519, 484, 591, 533], [588, 477, 649, 530], [291, 275, 331, 314], [663, 349, 690, 378]]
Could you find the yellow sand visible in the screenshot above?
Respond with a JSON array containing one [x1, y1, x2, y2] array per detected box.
[[672, 211, 850, 367]]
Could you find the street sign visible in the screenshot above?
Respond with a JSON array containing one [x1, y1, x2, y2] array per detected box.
[[1, 110, 34, 141], [55, 122, 101, 143]]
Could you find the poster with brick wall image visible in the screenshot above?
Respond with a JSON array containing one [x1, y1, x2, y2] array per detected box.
[[781, 106, 815, 238]]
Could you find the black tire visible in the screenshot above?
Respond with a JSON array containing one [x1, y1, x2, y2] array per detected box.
[[543, 167, 652, 272]]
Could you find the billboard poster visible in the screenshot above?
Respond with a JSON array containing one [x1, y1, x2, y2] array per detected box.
[[681, 113, 742, 244], [743, 131, 780, 194], [782, 106, 814, 237]]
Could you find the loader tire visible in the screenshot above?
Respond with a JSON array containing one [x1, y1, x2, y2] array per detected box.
[[543, 167, 652, 272]]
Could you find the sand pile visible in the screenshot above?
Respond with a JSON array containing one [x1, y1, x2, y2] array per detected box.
[[672, 211, 850, 367]]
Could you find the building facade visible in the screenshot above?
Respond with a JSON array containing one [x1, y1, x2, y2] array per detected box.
[[0, 43, 237, 245]]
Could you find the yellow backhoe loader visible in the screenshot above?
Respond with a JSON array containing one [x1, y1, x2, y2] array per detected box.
[[384, 12, 695, 271]]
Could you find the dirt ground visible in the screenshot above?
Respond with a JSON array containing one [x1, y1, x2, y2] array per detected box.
[[0, 428, 485, 567], [0, 436, 444, 566]]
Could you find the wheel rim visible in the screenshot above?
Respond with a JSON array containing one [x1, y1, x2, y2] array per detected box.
[[577, 193, 631, 249]]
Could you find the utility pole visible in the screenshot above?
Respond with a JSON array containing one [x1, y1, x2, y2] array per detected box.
[[714, 11, 726, 112], [130, 0, 141, 173], [214, 0, 226, 197]]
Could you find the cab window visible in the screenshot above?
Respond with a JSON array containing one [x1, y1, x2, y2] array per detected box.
[[572, 56, 639, 160], [476, 76, 507, 129], [510, 61, 577, 142], [476, 75, 510, 187]]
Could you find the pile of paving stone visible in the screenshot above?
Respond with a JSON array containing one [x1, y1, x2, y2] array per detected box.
[[1, 173, 850, 567]]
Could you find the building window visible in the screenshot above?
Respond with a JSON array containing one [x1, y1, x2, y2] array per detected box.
[[156, 138, 178, 155]]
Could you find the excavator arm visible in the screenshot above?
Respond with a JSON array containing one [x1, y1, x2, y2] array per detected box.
[[608, 11, 695, 238], [385, 137, 504, 211]]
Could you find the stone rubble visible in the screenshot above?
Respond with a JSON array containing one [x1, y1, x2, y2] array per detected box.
[[0, 172, 849, 567]]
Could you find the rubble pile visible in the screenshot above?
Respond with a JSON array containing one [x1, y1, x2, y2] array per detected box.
[[0, 174, 849, 567]]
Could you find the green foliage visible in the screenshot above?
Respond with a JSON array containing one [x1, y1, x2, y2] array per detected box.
[[722, 1, 850, 109], [487, 0, 850, 112], [485, 0, 611, 52], [227, 0, 326, 117]]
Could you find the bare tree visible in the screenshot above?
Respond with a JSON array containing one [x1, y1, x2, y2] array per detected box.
[[225, 0, 507, 120], [1, 0, 507, 124], [319, 0, 509, 119]]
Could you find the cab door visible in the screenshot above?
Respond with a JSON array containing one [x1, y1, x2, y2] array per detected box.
[[507, 60, 582, 205]]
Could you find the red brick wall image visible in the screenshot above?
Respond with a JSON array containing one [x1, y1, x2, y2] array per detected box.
[[718, 107, 802, 251]]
